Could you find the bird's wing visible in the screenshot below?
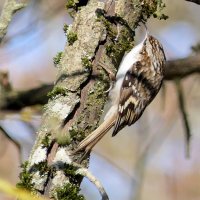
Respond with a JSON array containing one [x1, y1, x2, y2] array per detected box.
[[112, 62, 145, 136]]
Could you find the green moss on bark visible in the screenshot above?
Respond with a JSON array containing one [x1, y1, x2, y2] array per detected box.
[[47, 86, 68, 98], [69, 127, 85, 142], [81, 56, 92, 70], [54, 52, 63, 66], [34, 161, 49, 175], [67, 31, 78, 45], [41, 133, 51, 148], [63, 164, 82, 184], [55, 183, 85, 200], [153, 0, 168, 20], [63, 24, 69, 34], [96, 9, 134, 66], [16, 161, 34, 191], [65, 0, 80, 10]]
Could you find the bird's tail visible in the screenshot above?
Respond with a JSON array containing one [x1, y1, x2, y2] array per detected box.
[[73, 114, 116, 154]]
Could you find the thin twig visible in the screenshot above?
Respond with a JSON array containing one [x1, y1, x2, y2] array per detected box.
[[72, 162, 109, 200], [175, 80, 191, 158]]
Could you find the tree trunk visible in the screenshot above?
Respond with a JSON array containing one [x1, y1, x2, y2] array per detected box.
[[17, 0, 164, 199]]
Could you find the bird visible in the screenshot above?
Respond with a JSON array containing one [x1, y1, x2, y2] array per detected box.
[[74, 29, 166, 154]]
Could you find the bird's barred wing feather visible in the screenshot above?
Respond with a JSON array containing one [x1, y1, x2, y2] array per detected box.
[[112, 63, 144, 136]]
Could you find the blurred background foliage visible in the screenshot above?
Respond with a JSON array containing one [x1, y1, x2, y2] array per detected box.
[[0, 0, 200, 200]]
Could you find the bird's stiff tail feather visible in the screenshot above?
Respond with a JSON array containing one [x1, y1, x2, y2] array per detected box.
[[73, 114, 116, 154]]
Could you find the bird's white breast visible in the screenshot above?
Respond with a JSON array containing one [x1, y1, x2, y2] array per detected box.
[[111, 41, 144, 102], [104, 40, 144, 121]]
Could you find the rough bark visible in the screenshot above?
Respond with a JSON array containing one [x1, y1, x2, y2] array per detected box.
[[16, 0, 163, 199]]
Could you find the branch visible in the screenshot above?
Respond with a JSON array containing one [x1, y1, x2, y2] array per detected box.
[[0, 0, 27, 43], [1, 54, 200, 112], [185, 0, 200, 5], [0, 71, 52, 110], [3, 85, 53, 110], [75, 168, 109, 200], [164, 55, 200, 80]]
